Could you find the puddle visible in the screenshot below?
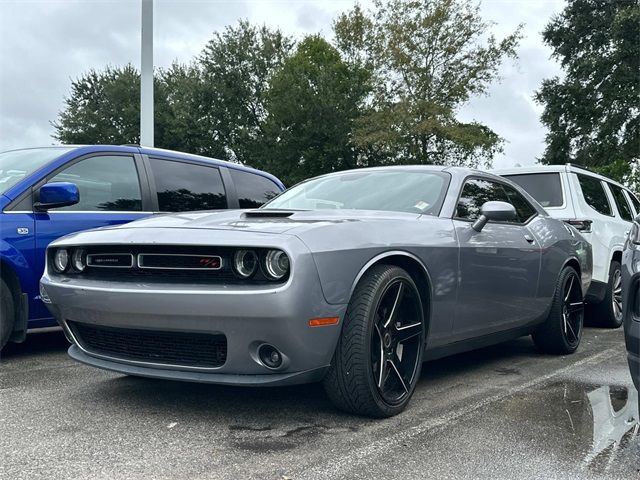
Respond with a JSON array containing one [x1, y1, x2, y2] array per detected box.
[[492, 380, 639, 475], [584, 385, 638, 470]]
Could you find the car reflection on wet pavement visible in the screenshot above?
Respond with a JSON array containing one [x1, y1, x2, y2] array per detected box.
[[587, 385, 638, 469], [1, 327, 638, 480]]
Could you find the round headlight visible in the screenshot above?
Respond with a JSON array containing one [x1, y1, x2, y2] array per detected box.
[[54, 249, 69, 272], [72, 249, 86, 272], [233, 249, 258, 278], [263, 250, 290, 280]]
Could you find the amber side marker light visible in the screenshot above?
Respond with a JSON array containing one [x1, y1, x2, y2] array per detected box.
[[308, 317, 340, 327]]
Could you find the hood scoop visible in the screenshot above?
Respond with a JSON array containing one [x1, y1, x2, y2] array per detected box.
[[242, 210, 296, 218]]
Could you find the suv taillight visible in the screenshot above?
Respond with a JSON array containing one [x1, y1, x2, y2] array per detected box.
[[563, 218, 593, 233]]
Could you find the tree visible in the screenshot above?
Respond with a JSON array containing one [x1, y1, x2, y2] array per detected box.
[[198, 21, 294, 165], [52, 64, 142, 145], [260, 36, 370, 185], [334, 0, 522, 168], [52, 64, 205, 152], [536, 0, 640, 185]]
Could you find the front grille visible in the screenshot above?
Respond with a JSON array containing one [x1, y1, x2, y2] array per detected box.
[[60, 245, 277, 284], [68, 321, 227, 368]]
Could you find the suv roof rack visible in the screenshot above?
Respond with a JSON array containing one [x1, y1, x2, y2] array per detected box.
[[121, 144, 141, 147]]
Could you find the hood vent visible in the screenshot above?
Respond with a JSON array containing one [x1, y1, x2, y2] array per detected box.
[[243, 210, 296, 218]]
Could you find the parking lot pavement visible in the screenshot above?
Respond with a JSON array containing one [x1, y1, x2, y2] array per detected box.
[[1, 327, 637, 480]]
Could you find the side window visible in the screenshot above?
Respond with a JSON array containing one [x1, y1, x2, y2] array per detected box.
[[47, 155, 142, 211], [577, 174, 612, 216], [229, 169, 281, 208], [502, 184, 537, 223], [627, 191, 640, 217], [609, 184, 634, 221], [149, 158, 227, 212], [456, 178, 509, 220]]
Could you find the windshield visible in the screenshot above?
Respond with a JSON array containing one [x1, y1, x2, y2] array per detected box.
[[264, 170, 450, 215], [0, 147, 75, 195]]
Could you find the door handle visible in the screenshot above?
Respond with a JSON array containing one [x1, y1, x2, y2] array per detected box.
[[524, 234, 535, 244]]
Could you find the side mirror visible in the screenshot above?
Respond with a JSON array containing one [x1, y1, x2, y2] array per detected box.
[[35, 182, 79, 211], [471, 201, 517, 232]]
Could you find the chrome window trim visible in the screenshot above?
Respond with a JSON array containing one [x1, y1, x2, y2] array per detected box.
[[86, 253, 135, 269], [137, 253, 224, 271], [62, 319, 224, 372]]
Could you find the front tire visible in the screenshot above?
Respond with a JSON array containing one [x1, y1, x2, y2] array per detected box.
[[323, 265, 425, 418], [590, 260, 623, 329], [0, 278, 15, 350], [532, 266, 584, 355]]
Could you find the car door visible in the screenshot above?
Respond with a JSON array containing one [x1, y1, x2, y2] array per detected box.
[[452, 177, 541, 339], [32, 153, 150, 319]]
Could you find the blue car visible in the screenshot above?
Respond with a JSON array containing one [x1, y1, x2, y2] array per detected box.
[[0, 145, 284, 348]]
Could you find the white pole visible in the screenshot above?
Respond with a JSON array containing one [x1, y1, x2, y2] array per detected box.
[[140, 0, 154, 147]]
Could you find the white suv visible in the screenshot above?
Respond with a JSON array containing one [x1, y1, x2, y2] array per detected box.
[[494, 164, 640, 328]]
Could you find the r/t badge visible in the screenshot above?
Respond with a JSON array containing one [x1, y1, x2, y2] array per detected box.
[[17, 227, 29, 235]]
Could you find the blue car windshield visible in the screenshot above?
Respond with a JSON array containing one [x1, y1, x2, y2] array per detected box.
[[0, 147, 74, 195], [264, 170, 450, 215]]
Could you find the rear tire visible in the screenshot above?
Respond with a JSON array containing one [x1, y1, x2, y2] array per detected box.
[[532, 266, 584, 355], [0, 278, 15, 350], [323, 265, 425, 418], [589, 260, 623, 329]]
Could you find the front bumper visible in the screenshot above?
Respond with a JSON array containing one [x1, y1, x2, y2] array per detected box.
[[40, 248, 347, 387], [622, 247, 640, 390]]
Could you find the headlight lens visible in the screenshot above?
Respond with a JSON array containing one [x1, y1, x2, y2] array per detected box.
[[53, 249, 69, 272], [233, 249, 258, 278], [72, 249, 87, 272], [263, 249, 290, 280]]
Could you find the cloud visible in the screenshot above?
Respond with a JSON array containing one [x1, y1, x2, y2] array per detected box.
[[0, 0, 567, 169]]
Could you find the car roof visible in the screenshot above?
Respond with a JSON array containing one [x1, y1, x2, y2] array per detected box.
[[492, 163, 632, 191], [2, 145, 284, 189]]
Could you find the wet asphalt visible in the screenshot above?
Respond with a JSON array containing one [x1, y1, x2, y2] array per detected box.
[[1, 327, 638, 480]]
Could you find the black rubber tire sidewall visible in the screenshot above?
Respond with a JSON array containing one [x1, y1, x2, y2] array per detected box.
[[532, 266, 583, 355], [323, 265, 425, 418], [0, 278, 15, 350], [589, 260, 623, 329]]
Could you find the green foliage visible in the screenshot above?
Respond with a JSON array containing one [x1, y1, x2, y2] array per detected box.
[[260, 35, 370, 185], [54, 3, 523, 181], [52, 64, 141, 145], [198, 21, 294, 163], [536, 0, 640, 184], [334, 0, 522, 167]]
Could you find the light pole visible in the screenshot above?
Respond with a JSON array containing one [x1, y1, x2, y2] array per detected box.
[[140, 0, 154, 147]]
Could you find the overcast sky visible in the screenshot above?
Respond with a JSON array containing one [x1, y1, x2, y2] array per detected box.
[[0, 0, 566, 168]]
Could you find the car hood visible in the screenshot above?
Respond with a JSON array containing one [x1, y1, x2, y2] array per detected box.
[[99, 209, 423, 235]]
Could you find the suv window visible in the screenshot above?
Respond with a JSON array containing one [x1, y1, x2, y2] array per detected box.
[[609, 184, 634, 221], [503, 173, 563, 208], [229, 169, 281, 208], [577, 174, 612, 216], [149, 158, 227, 212], [502, 183, 537, 223], [628, 191, 640, 216], [47, 155, 142, 211]]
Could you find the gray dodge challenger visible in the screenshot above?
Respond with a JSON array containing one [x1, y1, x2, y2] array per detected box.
[[40, 166, 592, 417]]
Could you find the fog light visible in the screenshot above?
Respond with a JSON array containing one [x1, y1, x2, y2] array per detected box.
[[258, 344, 282, 369]]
